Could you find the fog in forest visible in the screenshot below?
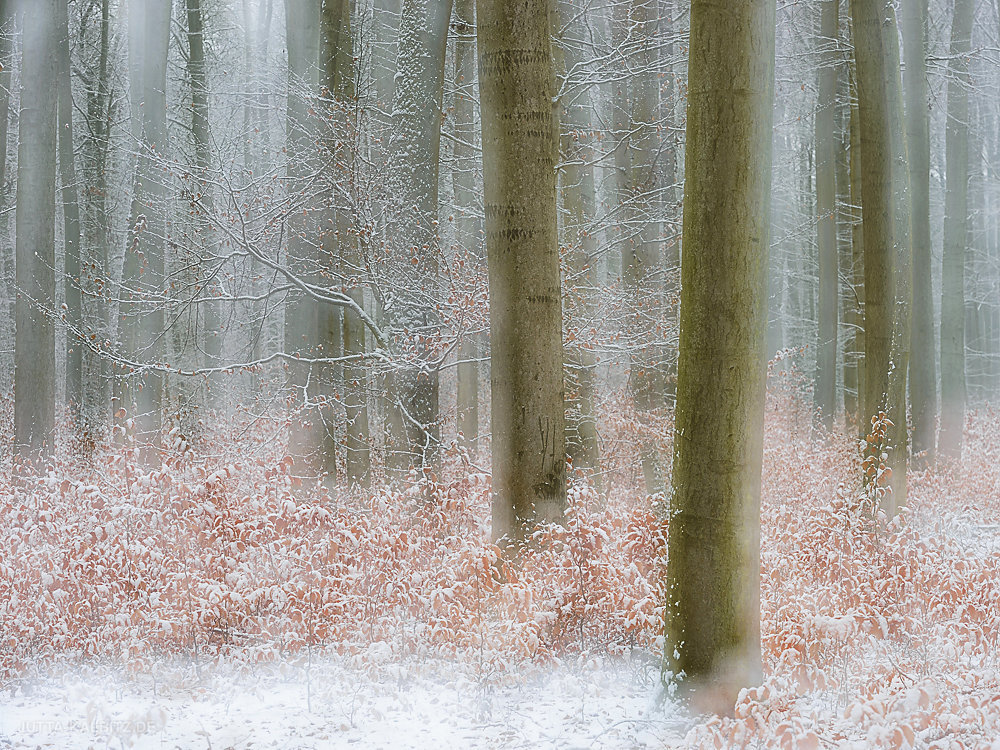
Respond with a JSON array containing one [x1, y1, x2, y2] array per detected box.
[[2, 0, 1000, 747]]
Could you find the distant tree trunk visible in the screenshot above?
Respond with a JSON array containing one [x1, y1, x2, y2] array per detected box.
[[938, 0, 973, 460], [80, 0, 113, 449], [849, 93, 866, 440], [477, 0, 566, 545], [55, 0, 83, 421], [665, 0, 775, 699], [385, 0, 453, 477], [624, 0, 665, 494], [851, 0, 895, 506], [814, 0, 838, 428], [121, 0, 171, 459], [322, 0, 370, 486], [283, 0, 323, 478], [901, 0, 935, 467], [552, 0, 600, 478], [882, 4, 913, 513], [15, 0, 59, 456], [838, 75, 858, 427], [453, 0, 483, 458], [0, 1, 11, 392]]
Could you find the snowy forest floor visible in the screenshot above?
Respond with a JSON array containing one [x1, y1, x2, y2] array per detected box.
[[0, 655, 682, 749], [3, 386, 1000, 748]]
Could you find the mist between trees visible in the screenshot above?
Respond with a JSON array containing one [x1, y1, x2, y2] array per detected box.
[[1, 0, 998, 707]]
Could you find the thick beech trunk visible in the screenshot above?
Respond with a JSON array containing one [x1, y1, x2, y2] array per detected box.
[[665, 0, 775, 699], [477, 0, 566, 544]]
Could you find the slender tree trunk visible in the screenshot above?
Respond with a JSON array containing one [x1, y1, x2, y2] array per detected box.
[[624, 0, 665, 494], [283, 0, 323, 479], [453, 0, 483, 458], [55, 0, 83, 421], [81, 0, 113, 449], [849, 92, 866, 440], [883, 5, 913, 513], [553, 0, 600, 478], [0, 1, 14, 394], [665, 0, 775, 700], [815, 0, 839, 428], [851, 0, 895, 506], [938, 0, 974, 459], [15, 0, 60, 456], [901, 0, 935, 466], [385, 0, 453, 477], [121, 0, 171, 459], [838, 73, 858, 426], [477, 0, 566, 545]]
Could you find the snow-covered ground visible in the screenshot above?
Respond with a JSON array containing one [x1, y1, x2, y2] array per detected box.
[[0, 656, 689, 749]]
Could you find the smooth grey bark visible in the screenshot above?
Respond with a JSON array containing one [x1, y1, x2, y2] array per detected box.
[[80, 0, 113, 449], [283, 0, 323, 478], [851, 0, 895, 506], [477, 0, 566, 544], [0, 1, 13, 394], [121, 0, 171, 457], [552, 0, 600, 478], [938, 0, 973, 459], [901, 0, 936, 466], [814, 0, 838, 428], [56, 0, 83, 419], [15, 0, 59, 455], [838, 71, 858, 427], [849, 93, 866, 439], [883, 5, 913, 513], [624, 0, 666, 494], [384, 0, 453, 477], [453, 0, 482, 459], [665, 0, 775, 699]]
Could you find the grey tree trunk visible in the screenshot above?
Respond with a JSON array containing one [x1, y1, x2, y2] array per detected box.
[[665, 0, 775, 699], [283, 0, 323, 479], [323, 0, 370, 486], [14, 0, 60, 456], [55, 0, 83, 421], [80, 0, 113, 449], [623, 0, 665, 495], [901, 0, 936, 466], [477, 0, 566, 545], [883, 4, 913, 513], [814, 0, 838, 428], [851, 0, 895, 505], [453, 0, 483, 459], [938, 0, 973, 459], [849, 94, 866, 439], [121, 0, 171, 458], [385, 0, 454, 477], [552, 0, 600, 478]]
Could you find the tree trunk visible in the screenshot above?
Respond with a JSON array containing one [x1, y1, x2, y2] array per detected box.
[[552, 0, 600, 479], [623, 0, 665, 494], [477, 0, 566, 545], [814, 0, 838, 428], [901, 0, 935, 466], [849, 93, 866, 440], [283, 0, 323, 479], [665, 0, 775, 700], [851, 0, 893, 450], [385, 0, 454, 477], [938, 0, 973, 459], [80, 0, 113, 450], [55, 0, 83, 421], [453, 0, 483, 459], [882, 4, 913, 513], [121, 0, 171, 459], [14, 0, 60, 456]]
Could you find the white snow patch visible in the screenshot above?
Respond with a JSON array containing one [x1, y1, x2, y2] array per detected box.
[[0, 657, 688, 749]]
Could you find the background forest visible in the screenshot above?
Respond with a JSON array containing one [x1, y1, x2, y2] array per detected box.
[[2, 0, 1000, 747]]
